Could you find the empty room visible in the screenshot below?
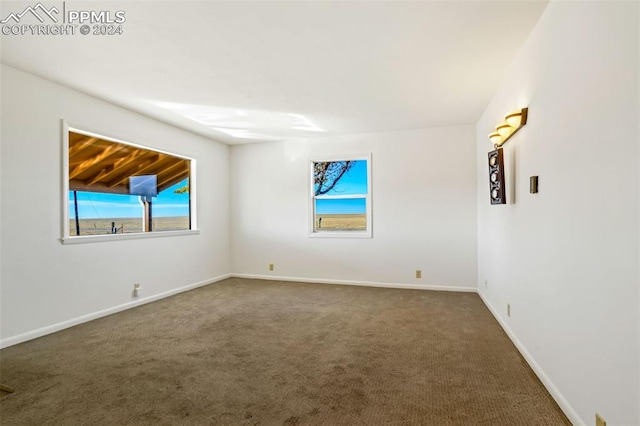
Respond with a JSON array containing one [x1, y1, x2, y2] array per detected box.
[[0, 1, 638, 425]]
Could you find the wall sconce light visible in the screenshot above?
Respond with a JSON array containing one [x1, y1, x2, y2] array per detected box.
[[488, 107, 528, 148]]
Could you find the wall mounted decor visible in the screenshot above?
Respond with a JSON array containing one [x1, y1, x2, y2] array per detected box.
[[488, 149, 506, 205]]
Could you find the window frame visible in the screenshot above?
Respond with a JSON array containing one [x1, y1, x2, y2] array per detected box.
[[61, 121, 199, 244], [308, 153, 372, 239]]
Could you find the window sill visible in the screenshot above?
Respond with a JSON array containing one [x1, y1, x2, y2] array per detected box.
[[309, 231, 372, 239], [61, 229, 200, 245]]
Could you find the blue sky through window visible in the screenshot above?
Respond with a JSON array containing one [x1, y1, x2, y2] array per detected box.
[[314, 160, 368, 196], [69, 179, 189, 219], [315, 198, 366, 215]]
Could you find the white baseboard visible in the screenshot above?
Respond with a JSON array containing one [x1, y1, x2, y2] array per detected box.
[[476, 290, 584, 426], [231, 273, 477, 293], [0, 273, 232, 349]]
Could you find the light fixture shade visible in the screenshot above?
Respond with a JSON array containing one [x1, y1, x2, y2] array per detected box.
[[505, 108, 528, 128], [489, 132, 503, 145], [496, 123, 512, 137], [505, 113, 521, 127]]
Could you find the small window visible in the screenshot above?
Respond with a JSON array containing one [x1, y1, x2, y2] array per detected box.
[[65, 129, 194, 239], [310, 155, 371, 238]]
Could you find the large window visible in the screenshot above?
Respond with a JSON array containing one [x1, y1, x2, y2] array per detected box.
[[64, 128, 195, 241], [310, 154, 371, 238]]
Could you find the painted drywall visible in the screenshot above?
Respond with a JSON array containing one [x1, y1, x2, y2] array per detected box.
[[230, 126, 477, 289], [476, 2, 639, 425], [0, 64, 4, 345], [0, 65, 231, 346]]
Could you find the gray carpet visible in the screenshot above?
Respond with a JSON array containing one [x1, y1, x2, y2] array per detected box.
[[0, 278, 570, 425]]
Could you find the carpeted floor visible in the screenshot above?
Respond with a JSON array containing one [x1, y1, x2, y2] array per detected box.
[[0, 278, 570, 425]]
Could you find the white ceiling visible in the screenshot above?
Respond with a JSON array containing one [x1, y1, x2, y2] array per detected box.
[[0, 1, 548, 145]]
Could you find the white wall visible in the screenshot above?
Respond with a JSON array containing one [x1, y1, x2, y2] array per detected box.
[[0, 65, 231, 346], [476, 2, 639, 425], [231, 126, 477, 290]]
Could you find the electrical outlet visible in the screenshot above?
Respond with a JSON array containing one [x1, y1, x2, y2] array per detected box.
[[507, 304, 511, 317], [133, 283, 141, 298], [484, 279, 488, 288], [415, 270, 422, 279], [596, 413, 606, 426], [269, 263, 274, 271]]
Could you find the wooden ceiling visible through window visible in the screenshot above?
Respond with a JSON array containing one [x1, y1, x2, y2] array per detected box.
[[68, 131, 190, 195]]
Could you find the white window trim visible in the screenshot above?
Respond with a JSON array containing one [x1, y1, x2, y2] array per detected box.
[[308, 153, 372, 239], [61, 229, 200, 245], [60, 120, 198, 244]]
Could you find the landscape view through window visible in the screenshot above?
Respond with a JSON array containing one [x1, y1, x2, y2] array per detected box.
[[69, 178, 190, 236], [313, 159, 369, 232]]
